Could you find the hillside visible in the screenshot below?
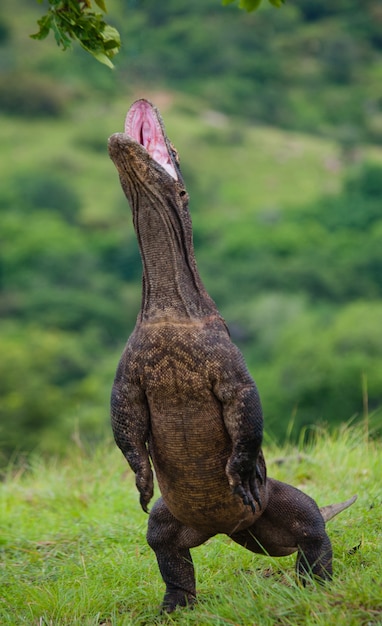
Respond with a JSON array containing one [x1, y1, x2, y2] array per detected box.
[[1, 425, 381, 625], [2, 0, 382, 143], [0, 0, 382, 456]]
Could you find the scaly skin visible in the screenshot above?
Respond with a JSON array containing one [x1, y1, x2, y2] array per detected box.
[[108, 100, 356, 612], [111, 316, 267, 535]]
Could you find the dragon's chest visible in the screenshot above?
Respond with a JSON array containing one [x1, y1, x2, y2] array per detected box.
[[133, 324, 214, 398], [142, 351, 210, 400]]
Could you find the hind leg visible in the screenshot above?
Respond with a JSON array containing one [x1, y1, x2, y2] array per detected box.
[[230, 478, 332, 581], [147, 497, 212, 612]]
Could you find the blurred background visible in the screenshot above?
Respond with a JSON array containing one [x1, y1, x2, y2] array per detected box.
[[1, 0, 382, 462]]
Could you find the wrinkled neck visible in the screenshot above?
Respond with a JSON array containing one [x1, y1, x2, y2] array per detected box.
[[134, 202, 217, 322]]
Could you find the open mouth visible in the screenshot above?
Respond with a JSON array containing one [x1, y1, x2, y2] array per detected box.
[[125, 99, 178, 180]]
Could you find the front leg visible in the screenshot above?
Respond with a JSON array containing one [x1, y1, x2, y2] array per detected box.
[[223, 384, 265, 512], [111, 357, 153, 512], [212, 343, 265, 513]]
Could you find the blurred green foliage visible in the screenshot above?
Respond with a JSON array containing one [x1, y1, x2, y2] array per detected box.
[[223, 0, 285, 11], [0, 73, 70, 117], [0, 0, 382, 460], [103, 0, 382, 144]]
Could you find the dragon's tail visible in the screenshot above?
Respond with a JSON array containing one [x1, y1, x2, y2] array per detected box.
[[320, 494, 357, 522]]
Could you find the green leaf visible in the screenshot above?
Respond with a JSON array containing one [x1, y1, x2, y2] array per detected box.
[[94, 0, 107, 12], [103, 38, 120, 51], [239, 0, 262, 10], [30, 14, 53, 40], [49, 16, 70, 49], [223, 0, 285, 9], [81, 44, 115, 68], [31, 0, 121, 67], [100, 24, 120, 46]]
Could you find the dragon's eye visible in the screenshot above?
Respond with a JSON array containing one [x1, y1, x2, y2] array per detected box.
[[170, 143, 180, 164]]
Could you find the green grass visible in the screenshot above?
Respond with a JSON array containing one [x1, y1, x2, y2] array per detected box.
[[1, 424, 381, 625]]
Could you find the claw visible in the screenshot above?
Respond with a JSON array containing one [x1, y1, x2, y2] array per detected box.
[[136, 467, 154, 513], [226, 454, 264, 514], [234, 485, 258, 514], [256, 462, 264, 484], [253, 492, 262, 511], [247, 496, 257, 514], [251, 478, 262, 511], [140, 495, 150, 513]]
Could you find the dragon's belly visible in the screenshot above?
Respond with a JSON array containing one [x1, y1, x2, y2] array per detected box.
[[135, 320, 267, 534], [148, 393, 264, 535]]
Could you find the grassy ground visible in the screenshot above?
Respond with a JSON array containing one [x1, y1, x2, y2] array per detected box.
[[1, 423, 381, 625]]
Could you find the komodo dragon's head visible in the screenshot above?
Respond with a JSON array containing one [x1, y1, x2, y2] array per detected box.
[[108, 99, 215, 319]]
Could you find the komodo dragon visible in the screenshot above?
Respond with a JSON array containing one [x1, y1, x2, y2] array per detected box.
[[108, 99, 357, 613]]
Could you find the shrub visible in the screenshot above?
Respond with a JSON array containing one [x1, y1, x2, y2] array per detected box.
[[9, 170, 81, 222], [0, 16, 11, 45], [0, 73, 70, 117]]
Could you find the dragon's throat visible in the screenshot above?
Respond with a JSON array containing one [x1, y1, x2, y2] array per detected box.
[[138, 226, 213, 321]]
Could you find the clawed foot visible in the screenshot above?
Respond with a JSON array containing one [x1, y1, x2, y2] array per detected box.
[[135, 468, 154, 513], [161, 589, 196, 613], [233, 478, 261, 514], [226, 457, 265, 514]]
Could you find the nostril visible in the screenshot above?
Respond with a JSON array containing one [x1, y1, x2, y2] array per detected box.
[[179, 190, 187, 197]]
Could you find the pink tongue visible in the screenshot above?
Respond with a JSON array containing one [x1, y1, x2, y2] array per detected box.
[[125, 101, 177, 180]]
